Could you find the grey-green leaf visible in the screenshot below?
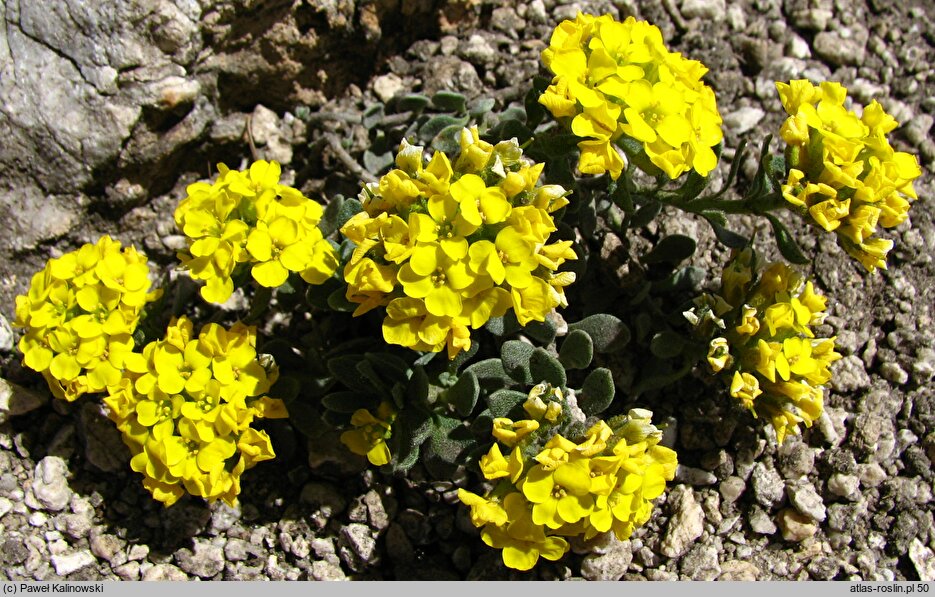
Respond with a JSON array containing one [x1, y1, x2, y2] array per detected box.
[[529, 347, 567, 388], [579, 368, 615, 416], [448, 371, 480, 417], [501, 340, 534, 384], [568, 314, 631, 353], [558, 329, 593, 369], [650, 331, 686, 359], [642, 234, 697, 265]]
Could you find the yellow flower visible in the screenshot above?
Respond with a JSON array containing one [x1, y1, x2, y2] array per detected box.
[[491, 418, 540, 447], [457, 490, 508, 527], [340, 403, 395, 466], [707, 337, 731, 373], [479, 443, 524, 482], [480, 492, 570, 571]]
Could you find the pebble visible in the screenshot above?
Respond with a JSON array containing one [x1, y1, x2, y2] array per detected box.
[[311, 560, 347, 581], [785, 34, 811, 59], [751, 462, 785, 508], [719, 560, 759, 580], [723, 107, 764, 135], [580, 537, 632, 581], [127, 544, 149, 561], [363, 489, 391, 531], [31, 457, 72, 512], [660, 486, 705, 557], [0, 315, 12, 352], [680, 0, 726, 21], [879, 362, 909, 385], [777, 508, 818, 542], [28, 512, 48, 527], [460, 34, 497, 66], [909, 538, 935, 581], [675, 465, 717, 486], [142, 563, 189, 581], [90, 530, 125, 565], [777, 441, 815, 479], [680, 543, 721, 580], [827, 473, 861, 501], [0, 379, 47, 424], [0, 497, 11, 519], [340, 523, 378, 567], [209, 502, 241, 535], [114, 561, 140, 580], [372, 74, 403, 103], [832, 355, 872, 393], [749, 507, 777, 535], [787, 482, 826, 522], [50, 550, 95, 576], [813, 25, 868, 67], [719, 476, 745, 503], [175, 540, 225, 579]]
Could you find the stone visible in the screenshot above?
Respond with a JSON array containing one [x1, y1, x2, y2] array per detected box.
[[0, 315, 13, 352], [680, 543, 721, 580], [0, 497, 11, 519], [880, 362, 909, 385], [723, 107, 765, 135], [832, 355, 872, 393], [224, 539, 249, 562], [363, 489, 391, 531], [680, 0, 726, 20], [384, 524, 414, 564], [675, 465, 717, 486], [421, 56, 483, 98], [813, 25, 868, 67], [777, 441, 815, 479], [719, 560, 759, 580], [719, 476, 745, 503], [909, 538, 935, 581], [141, 563, 189, 581], [749, 507, 777, 535], [114, 562, 140, 580], [460, 34, 497, 66], [249, 105, 296, 166], [300, 481, 347, 519], [372, 73, 404, 103], [0, 378, 48, 424], [785, 34, 811, 59], [2, 537, 29, 565], [787, 482, 826, 522], [31, 456, 72, 511], [340, 523, 378, 569], [78, 403, 129, 473], [827, 474, 860, 501], [808, 556, 841, 580], [660, 486, 705, 557], [751, 462, 784, 508], [580, 537, 632, 581], [89, 530, 125, 565], [777, 508, 818, 542], [50, 550, 95, 576], [209, 502, 241, 535], [311, 560, 347, 581], [175, 540, 224, 579]]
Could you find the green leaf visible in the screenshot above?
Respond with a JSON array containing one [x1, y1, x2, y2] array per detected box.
[[430, 416, 472, 463], [448, 371, 480, 417], [558, 329, 593, 370], [448, 340, 480, 373], [406, 365, 429, 407], [522, 318, 556, 345], [642, 234, 697, 265], [653, 265, 705, 293], [766, 214, 810, 265], [485, 389, 528, 417], [431, 124, 464, 154], [468, 97, 496, 118], [362, 104, 384, 129], [501, 340, 534, 384], [629, 200, 662, 229], [707, 219, 749, 249], [650, 331, 686, 359], [363, 150, 394, 174], [617, 135, 663, 177], [419, 114, 469, 141], [321, 391, 378, 414], [679, 169, 709, 202], [579, 368, 615, 416], [463, 358, 507, 381], [432, 90, 467, 113], [488, 119, 533, 144], [327, 355, 374, 394], [326, 286, 357, 312], [364, 352, 410, 386], [568, 314, 631, 353], [391, 407, 432, 473], [336, 198, 363, 231], [526, 133, 580, 161], [529, 348, 567, 388], [395, 94, 430, 113], [484, 312, 521, 337], [285, 399, 327, 439], [269, 375, 301, 402]]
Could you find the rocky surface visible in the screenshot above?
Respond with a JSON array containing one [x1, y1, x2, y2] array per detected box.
[[0, 0, 933, 582]]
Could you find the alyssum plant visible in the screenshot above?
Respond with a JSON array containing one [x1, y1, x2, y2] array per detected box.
[[13, 12, 921, 573]]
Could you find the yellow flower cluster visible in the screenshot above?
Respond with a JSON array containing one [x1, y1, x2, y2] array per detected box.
[[341, 130, 577, 359], [340, 401, 396, 466], [14, 236, 160, 402], [691, 249, 842, 443], [103, 316, 286, 506], [174, 160, 339, 303], [459, 385, 676, 571], [539, 13, 723, 180], [776, 80, 922, 272]]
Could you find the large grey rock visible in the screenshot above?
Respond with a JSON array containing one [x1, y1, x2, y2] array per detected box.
[[31, 456, 72, 512]]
